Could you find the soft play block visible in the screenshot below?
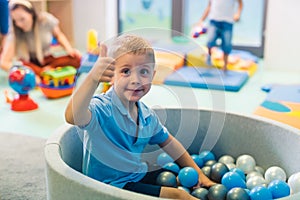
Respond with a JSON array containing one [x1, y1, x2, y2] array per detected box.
[[78, 53, 98, 74], [164, 67, 249, 92], [254, 84, 300, 129], [153, 51, 185, 84]]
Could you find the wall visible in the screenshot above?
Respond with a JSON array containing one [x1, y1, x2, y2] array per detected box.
[[73, 0, 117, 51], [264, 0, 300, 71]]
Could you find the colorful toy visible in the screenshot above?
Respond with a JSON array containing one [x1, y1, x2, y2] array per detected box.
[[7, 65, 38, 111], [192, 25, 207, 38], [39, 66, 77, 99]]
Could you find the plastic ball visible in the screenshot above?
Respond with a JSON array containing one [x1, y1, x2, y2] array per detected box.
[[249, 186, 272, 200], [177, 186, 190, 193], [246, 171, 263, 181], [207, 184, 228, 200], [254, 166, 265, 176], [156, 171, 177, 187], [226, 163, 236, 170], [226, 187, 250, 200], [236, 154, 256, 174], [221, 171, 247, 190], [162, 162, 180, 174], [218, 155, 235, 165], [191, 154, 204, 168], [9, 65, 36, 95], [288, 172, 300, 194], [246, 176, 267, 190], [268, 179, 290, 198], [230, 168, 246, 180], [178, 167, 198, 188], [191, 187, 209, 200], [264, 166, 287, 183], [205, 160, 217, 167], [210, 162, 229, 183], [199, 150, 216, 163], [201, 166, 211, 178], [157, 152, 174, 167]]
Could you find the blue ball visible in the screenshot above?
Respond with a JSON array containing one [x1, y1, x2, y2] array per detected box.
[[157, 152, 174, 167], [268, 180, 290, 198], [178, 167, 199, 188], [249, 186, 273, 200], [191, 154, 204, 168], [230, 168, 246, 180], [221, 171, 247, 190], [199, 150, 215, 163], [163, 162, 180, 174]]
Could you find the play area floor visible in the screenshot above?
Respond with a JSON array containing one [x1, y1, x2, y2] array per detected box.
[[0, 61, 299, 138]]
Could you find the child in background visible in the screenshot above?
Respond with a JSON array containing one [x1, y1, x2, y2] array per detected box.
[[65, 34, 215, 199], [198, 0, 243, 72], [0, 0, 81, 76]]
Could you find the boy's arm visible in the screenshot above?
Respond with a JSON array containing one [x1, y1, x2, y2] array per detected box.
[[234, 0, 243, 22], [65, 44, 115, 126], [159, 134, 215, 187]]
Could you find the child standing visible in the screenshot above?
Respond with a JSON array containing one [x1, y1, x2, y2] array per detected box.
[[198, 0, 243, 71], [65, 34, 215, 199]]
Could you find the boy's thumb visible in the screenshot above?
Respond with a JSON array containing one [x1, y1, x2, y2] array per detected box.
[[99, 44, 107, 57]]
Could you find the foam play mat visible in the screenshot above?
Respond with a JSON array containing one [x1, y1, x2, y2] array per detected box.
[[164, 67, 249, 92], [254, 84, 300, 129], [152, 51, 185, 84]]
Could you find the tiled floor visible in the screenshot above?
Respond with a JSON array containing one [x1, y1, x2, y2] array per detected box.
[[0, 62, 299, 138]]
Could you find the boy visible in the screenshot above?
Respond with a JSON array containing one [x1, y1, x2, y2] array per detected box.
[[198, 0, 243, 71], [65, 34, 215, 199]]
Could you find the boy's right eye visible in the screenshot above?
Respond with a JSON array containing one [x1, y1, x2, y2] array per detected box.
[[121, 68, 130, 75]]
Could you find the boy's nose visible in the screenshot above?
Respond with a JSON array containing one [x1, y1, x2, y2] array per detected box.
[[130, 71, 141, 84]]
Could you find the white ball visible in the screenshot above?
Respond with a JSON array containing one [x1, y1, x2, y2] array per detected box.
[[218, 155, 235, 165], [264, 166, 287, 183], [236, 154, 256, 174], [246, 176, 267, 190], [288, 172, 300, 194], [246, 171, 264, 182]]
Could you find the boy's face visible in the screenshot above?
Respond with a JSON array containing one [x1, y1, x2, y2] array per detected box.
[[113, 53, 155, 104]]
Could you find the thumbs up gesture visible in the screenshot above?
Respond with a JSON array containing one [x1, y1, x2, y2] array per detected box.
[[89, 44, 115, 83]]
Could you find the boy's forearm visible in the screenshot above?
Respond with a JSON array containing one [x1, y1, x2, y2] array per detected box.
[[65, 73, 99, 125]]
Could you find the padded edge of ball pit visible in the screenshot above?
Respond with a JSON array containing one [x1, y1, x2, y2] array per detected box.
[[45, 109, 300, 200], [45, 124, 170, 200]]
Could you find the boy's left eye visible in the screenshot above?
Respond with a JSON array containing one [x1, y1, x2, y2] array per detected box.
[[140, 68, 150, 75]]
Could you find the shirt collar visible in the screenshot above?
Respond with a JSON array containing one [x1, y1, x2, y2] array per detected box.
[[106, 86, 151, 125]]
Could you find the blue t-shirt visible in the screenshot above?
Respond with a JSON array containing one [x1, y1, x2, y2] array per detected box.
[[81, 87, 170, 188]]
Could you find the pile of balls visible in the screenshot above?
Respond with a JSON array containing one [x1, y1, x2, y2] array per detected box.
[[155, 151, 300, 200]]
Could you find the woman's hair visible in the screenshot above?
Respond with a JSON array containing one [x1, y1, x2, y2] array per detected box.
[[108, 34, 155, 66], [9, 0, 43, 64]]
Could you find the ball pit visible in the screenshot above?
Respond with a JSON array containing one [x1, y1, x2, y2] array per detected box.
[[45, 108, 300, 200]]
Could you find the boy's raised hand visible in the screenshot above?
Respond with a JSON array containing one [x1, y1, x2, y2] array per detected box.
[[90, 44, 115, 83]]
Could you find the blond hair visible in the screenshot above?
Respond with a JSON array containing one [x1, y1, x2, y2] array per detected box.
[[108, 34, 155, 65]]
